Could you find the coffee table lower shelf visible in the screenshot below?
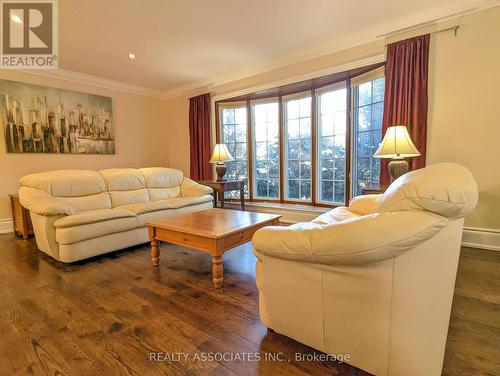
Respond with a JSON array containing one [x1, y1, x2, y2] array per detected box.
[[147, 209, 281, 288]]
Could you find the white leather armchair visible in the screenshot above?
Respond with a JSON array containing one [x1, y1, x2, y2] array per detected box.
[[253, 163, 478, 376]]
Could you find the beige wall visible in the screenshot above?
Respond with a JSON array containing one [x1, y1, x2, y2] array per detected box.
[[427, 6, 500, 229], [0, 70, 169, 220], [164, 6, 500, 230]]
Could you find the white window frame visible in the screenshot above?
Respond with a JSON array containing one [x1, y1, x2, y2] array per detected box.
[[315, 81, 348, 205], [219, 102, 249, 198], [250, 98, 280, 200], [350, 67, 385, 197], [282, 91, 312, 203]]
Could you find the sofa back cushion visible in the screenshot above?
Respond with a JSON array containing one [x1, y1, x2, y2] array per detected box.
[[376, 163, 478, 219], [139, 167, 183, 201], [19, 170, 111, 213], [99, 168, 149, 207], [20, 170, 106, 197]]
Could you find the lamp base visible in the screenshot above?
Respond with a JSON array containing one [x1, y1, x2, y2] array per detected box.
[[215, 163, 227, 181], [388, 159, 409, 181]]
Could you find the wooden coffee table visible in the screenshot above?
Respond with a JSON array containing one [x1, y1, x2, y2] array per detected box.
[[147, 209, 281, 288]]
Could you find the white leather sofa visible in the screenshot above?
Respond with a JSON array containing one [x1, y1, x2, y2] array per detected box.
[[18, 168, 213, 262], [253, 163, 478, 376]]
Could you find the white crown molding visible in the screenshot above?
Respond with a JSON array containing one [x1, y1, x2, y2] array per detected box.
[[19, 68, 167, 99], [6, 1, 498, 101], [0, 218, 13, 234], [212, 54, 386, 102], [162, 0, 500, 99]]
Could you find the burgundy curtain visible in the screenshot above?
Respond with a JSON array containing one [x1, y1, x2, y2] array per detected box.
[[380, 34, 430, 186], [189, 93, 212, 180]]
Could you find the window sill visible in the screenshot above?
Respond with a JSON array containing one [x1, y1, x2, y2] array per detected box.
[[223, 201, 331, 224]]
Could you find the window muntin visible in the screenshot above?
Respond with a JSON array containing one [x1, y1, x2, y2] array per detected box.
[[316, 84, 347, 204], [220, 104, 248, 197], [352, 76, 385, 197], [283, 94, 312, 201], [251, 100, 280, 199]]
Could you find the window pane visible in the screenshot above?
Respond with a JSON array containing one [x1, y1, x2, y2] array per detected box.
[[358, 82, 372, 106], [222, 109, 234, 125], [284, 95, 311, 201], [352, 76, 384, 197], [317, 86, 347, 204], [287, 119, 300, 139], [372, 77, 385, 103], [288, 180, 299, 199], [300, 180, 311, 200], [321, 159, 334, 180], [321, 181, 333, 202], [289, 160, 299, 179], [220, 106, 249, 197], [252, 101, 280, 199], [300, 160, 311, 180]]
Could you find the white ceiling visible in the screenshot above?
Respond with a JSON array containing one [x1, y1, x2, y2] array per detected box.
[[58, 0, 497, 94]]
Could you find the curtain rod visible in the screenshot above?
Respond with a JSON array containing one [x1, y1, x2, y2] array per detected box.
[[376, 6, 474, 39]]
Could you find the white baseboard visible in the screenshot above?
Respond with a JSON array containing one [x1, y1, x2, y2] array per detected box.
[[462, 227, 500, 252], [0, 214, 497, 252], [0, 218, 14, 234]]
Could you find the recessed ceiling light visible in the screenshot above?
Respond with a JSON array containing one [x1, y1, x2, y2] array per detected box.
[[11, 15, 22, 24], [128, 53, 136, 59]]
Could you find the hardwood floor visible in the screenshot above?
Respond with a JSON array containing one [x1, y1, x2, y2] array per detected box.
[[0, 234, 498, 376]]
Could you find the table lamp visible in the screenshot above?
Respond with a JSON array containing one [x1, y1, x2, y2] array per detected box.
[[373, 125, 420, 181], [210, 144, 234, 181]]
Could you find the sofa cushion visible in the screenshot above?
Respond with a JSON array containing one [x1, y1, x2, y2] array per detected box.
[[167, 195, 213, 208], [19, 186, 74, 216], [139, 167, 183, 188], [56, 216, 140, 245], [118, 195, 213, 215], [54, 208, 136, 228], [140, 168, 183, 201], [137, 200, 213, 226], [59, 192, 112, 213], [376, 163, 479, 219], [117, 200, 174, 215], [100, 168, 146, 191], [348, 194, 381, 215], [19, 170, 106, 197], [148, 187, 181, 201], [312, 207, 360, 225], [109, 189, 150, 207]]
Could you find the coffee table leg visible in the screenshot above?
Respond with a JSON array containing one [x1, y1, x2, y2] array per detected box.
[[212, 256, 223, 288], [151, 239, 160, 266]]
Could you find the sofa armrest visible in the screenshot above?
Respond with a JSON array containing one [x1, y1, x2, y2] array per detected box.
[[347, 194, 382, 215], [253, 211, 447, 265], [19, 186, 74, 216], [181, 177, 213, 197]]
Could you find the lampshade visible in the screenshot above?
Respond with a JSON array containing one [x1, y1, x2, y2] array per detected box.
[[209, 144, 234, 163], [374, 125, 421, 159]]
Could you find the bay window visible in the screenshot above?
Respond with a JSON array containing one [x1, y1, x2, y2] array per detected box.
[[216, 63, 385, 207]]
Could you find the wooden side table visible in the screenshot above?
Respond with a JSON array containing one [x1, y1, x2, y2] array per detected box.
[[9, 194, 34, 240], [361, 184, 389, 195], [197, 180, 245, 210]]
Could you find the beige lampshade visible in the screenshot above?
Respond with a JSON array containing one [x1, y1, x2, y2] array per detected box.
[[209, 144, 234, 163], [374, 125, 421, 159]]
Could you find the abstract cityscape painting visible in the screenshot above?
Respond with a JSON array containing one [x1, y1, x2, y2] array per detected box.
[[1, 79, 114, 154]]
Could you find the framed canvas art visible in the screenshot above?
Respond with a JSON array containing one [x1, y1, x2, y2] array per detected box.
[[1, 79, 114, 154]]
